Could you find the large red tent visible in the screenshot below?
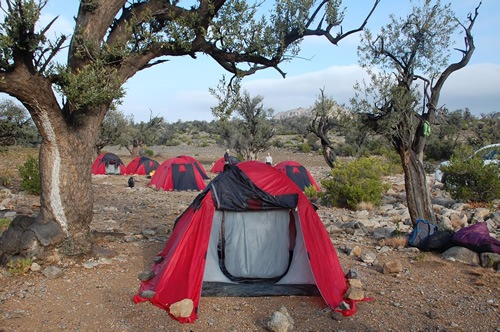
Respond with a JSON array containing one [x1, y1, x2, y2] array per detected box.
[[91, 152, 127, 175], [126, 156, 160, 175], [148, 157, 206, 191], [135, 161, 354, 323]]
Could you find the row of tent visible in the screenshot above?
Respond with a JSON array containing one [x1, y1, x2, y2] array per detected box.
[[92, 152, 320, 192]]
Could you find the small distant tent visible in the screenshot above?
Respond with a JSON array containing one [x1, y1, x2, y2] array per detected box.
[[91, 152, 127, 175], [210, 155, 240, 173], [177, 155, 210, 179], [126, 156, 160, 175], [148, 157, 206, 191], [134, 161, 353, 323], [275, 160, 320, 191]]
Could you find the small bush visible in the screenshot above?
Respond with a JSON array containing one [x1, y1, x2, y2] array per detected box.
[[142, 149, 154, 157], [442, 146, 500, 203], [0, 218, 11, 234], [18, 156, 41, 195], [321, 157, 390, 209], [7, 258, 32, 275], [304, 185, 319, 200], [300, 143, 311, 153]]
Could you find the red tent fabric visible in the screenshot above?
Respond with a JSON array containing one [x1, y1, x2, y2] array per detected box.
[[148, 157, 206, 191], [126, 156, 160, 175], [210, 157, 226, 173], [91, 152, 127, 175], [177, 155, 210, 179], [275, 160, 320, 191], [210, 156, 239, 173], [135, 161, 352, 323]]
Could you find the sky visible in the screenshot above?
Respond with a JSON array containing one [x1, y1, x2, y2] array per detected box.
[[9, 0, 500, 123]]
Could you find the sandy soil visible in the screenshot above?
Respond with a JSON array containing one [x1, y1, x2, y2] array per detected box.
[[0, 146, 498, 332]]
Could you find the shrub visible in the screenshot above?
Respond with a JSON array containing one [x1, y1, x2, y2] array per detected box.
[[304, 185, 319, 200], [7, 257, 32, 275], [300, 143, 311, 153], [0, 218, 11, 235], [143, 149, 154, 157], [321, 156, 390, 209], [18, 156, 41, 195], [441, 146, 500, 203]]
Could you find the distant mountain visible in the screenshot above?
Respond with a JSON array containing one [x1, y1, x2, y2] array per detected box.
[[273, 107, 312, 120]]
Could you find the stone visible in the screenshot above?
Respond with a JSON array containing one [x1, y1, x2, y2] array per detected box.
[[345, 287, 365, 301], [169, 298, 194, 318], [41, 266, 64, 279], [267, 307, 294, 332], [138, 270, 155, 281], [349, 246, 362, 257], [345, 268, 360, 279], [480, 252, 500, 269], [30, 262, 41, 272], [360, 251, 377, 264], [348, 278, 363, 288], [140, 290, 156, 298], [441, 246, 480, 266]]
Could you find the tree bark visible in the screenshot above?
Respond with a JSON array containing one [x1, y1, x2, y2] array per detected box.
[[0, 69, 104, 261], [399, 148, 435, 226]]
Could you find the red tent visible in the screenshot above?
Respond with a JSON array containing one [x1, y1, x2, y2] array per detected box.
[[177, 155, 210, 179], [135, 161, 353, 323], [275, 160, 320, 191], [210, 155, 239, 173], [148, 157, 206, 191], [126, 156, 160, 175], [91, 152, 127, 175]]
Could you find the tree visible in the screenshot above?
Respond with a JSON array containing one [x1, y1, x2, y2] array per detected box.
[[308, 89, 349, 168], [0, 0, 380, 262], [95, 107, 131, 155], [222, 91, 275, 160], [0, 99, 39, 145], [351, 0, 480, 225]]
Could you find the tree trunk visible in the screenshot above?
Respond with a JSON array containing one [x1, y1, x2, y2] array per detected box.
[[0, 101, 102, 263], [321, 140, 336, 168], [399, 148, 435, 226]]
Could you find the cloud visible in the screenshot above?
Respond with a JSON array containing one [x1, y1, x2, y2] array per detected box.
[[122, 62, 499, 123]]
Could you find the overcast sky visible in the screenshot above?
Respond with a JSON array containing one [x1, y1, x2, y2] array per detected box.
[[5, 0, 500, 123]]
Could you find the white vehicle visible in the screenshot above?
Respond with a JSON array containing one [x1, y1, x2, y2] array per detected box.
[[435, 143, 500, 183]]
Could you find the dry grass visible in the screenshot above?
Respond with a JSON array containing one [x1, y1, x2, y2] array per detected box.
[[379, 235, 408, 248]]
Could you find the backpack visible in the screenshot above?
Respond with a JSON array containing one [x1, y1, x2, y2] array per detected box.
[[408, 219, 437, 249]]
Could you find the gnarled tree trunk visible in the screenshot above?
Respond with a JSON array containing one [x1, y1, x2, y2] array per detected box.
[[399, 147, 435, 224]]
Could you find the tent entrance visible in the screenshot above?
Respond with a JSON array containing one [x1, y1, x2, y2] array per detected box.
[[220, 210, 293, 283], [202, 209, 319, 297]]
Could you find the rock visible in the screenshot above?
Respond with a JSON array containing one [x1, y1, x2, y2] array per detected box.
[[345, 269, 360, 279], [360, 251, 376, 264], [169, 298, 194, 318], [474, 208, 492, 221], [267, 307, 294, 332], [349, 246, 362, 257], [348, 278, 363, 288], [383, 260, 403, 274], [41, 266, 64, 279], [138, 270, 155, 281], [441, 246, 480, 266], [140, 290, 156, 298], [345, 287, 365, 301], [30, 262, 41, 272], [449, 212, 468, 230], [83, 261, 100, 269], [480, 252, 500, 269], [372, 227, 396, 240]]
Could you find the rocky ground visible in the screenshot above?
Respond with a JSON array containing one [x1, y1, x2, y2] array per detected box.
[[0, 146, 499, 332]]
